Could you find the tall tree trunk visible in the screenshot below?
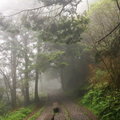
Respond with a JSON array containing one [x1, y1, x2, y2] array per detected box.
[[24, 79, 30, 105], [0, 69, 11, 103], [87, 0, 89, 11], [35, 69, 39, 102], [4, 77, 10, 103], [40, 73, 43, 92], [24, 39, 30, 105], [0, 69, 11, 102], [60, 68, 65, 91], [34, 39, 40, 103], [11, 41, 17, 108]]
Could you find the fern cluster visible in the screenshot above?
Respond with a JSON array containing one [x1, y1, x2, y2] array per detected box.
[[81, 86, 120, 120]]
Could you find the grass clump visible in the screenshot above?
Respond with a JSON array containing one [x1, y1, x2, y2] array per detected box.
[[3, 105, 35, 120], [28, 107, 44, 120]]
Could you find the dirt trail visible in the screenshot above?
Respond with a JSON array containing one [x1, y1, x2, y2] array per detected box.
[[36, 106, 52, 120], [27, 95, 98, 120], [35, 102, 97, 120], [54, 104, 67, 120], [64, 102, 97, 120]]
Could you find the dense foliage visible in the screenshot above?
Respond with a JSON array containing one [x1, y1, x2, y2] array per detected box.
[[28, 107, 44, 120], [79, 0, 120, 119], [0, 105, 34, 120], [0, 0, 119, 119], [41, 16, 88, 44], [81, 85, 120, 120]]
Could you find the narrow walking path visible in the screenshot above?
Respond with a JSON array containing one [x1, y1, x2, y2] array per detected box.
[[33, 101, 97, 120], [64, 102, 97, 120], [36, 106, 53, 120]]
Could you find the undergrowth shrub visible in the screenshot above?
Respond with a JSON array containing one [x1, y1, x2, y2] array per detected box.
[[80, 86, 120, 120], [0, 101, 8, 115], [3, 105, 34, 120]]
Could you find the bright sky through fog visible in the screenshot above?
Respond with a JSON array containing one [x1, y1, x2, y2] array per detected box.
[[0, 0, 99, 15], [0, 0, 38, 15]]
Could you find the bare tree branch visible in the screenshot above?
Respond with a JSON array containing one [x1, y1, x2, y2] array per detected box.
[[4, 4, 54, 17], [115, 0, 120, 12], [97, 22, 120, 43], [54, 5, 65, 17], [96, 0, 120, 43], [3, 0, 81, 17]]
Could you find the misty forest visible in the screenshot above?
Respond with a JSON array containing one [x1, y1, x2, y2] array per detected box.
[[0, 0, 120, 120]]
